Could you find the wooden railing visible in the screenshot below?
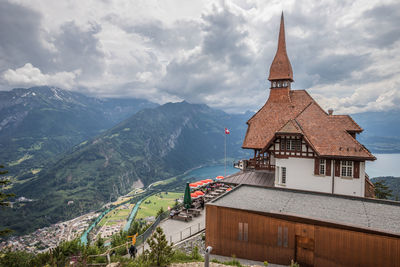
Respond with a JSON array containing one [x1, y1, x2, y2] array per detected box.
[[246, 159, 275, 171]]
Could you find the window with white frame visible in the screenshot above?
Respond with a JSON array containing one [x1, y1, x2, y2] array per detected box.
[[285, 139, 301, 151], [341, 161, 353, 177], [319, 159, 326, 175], [281, 167, 286, 184]]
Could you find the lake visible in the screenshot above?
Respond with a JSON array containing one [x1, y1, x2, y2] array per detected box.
[[182, 154, 400, 181], [366, 153, 400, 178], [181, 164, 237, 182]]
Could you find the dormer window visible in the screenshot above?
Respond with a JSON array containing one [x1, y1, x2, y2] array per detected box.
[[283, 81, 288, 87], [272, 82, 276, 88], [277, 82, 281, 87]]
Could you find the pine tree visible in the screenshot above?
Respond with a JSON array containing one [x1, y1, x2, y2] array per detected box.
[[156, 206, 164, 217], [146, 227, 173, 266], [373, 180, 392, 199], [96, 236, 104, 248]]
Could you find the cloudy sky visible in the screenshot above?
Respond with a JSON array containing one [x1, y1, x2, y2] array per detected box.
[[1, 0, 399, 114]]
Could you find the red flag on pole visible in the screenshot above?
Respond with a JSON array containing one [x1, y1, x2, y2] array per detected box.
[[225, 128, 230, 134]]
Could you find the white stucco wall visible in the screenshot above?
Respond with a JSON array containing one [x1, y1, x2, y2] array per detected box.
[[333, 161, 365, 196], [275, 157, 365, 197]]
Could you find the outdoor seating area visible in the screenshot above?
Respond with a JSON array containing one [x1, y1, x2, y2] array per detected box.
[[169, 176, 234, 222]]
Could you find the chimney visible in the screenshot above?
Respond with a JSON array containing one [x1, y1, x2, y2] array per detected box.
[[328, 109, 334, 115]]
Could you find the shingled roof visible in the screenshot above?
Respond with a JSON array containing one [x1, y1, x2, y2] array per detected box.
[[243, 89, 375, 159], [295, 103, 374, 159], [242, 89, 313, 149], [329, 115, 363, 132]]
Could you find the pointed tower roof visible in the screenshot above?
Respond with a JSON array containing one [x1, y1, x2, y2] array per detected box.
[[268, 13, 294, 82]]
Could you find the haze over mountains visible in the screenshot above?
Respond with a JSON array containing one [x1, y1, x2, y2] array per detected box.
[[0, 86, 157, 180], [0, 87, 251, 235], [0, 86, 399, 236]]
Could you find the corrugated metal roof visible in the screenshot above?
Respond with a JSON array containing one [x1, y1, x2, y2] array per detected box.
[[223, 170, 275, 187]]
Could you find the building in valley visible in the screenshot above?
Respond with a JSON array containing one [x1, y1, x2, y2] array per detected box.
[[229, 13, 375, 198]]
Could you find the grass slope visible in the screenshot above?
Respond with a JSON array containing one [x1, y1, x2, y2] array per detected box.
[[136, 192, 182, 220]]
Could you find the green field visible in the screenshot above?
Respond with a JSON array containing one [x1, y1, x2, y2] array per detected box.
[[136, 192, 183, 220], [98, 203, 134, 227], [152, 177, 177, 187]]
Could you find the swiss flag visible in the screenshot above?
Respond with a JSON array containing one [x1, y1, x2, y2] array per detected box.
[[225, 128, 230, 134]]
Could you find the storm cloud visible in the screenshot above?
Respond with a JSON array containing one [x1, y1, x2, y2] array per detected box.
[[0, 0, 399, 114]]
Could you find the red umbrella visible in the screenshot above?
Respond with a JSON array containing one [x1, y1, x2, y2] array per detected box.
[[205, 179, 213, 183], [189, 183, 198, 189], [201, 179, 210, 185], [216, 176, 224, 180], [196, 181, 205, 187], [226, 188, 232, 192], [194, 190, 205, 196], [191, 193, 199, 199]]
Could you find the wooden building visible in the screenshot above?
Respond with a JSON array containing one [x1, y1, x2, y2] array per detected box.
[[206, 185, 400, 267], [234, 13, 376, 197]]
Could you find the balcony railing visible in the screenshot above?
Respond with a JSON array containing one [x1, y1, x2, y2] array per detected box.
[[236, 159, 275, 171]]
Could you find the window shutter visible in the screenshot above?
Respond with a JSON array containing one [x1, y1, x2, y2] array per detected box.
[[334, 160, 340, 177], [326, 159, 331, 176], [354, 161, 360, 178], [314, 158, 319, 175]]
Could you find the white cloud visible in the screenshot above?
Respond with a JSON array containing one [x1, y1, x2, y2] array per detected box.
[[1, 0, 400, 114], [2, 63, 81, 89]]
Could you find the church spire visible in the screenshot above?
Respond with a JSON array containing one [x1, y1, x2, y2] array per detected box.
[[268, 12, 293, 87]]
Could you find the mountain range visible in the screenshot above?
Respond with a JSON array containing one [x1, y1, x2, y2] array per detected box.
[[0, 86, 157, 182], [1, 88, 251, 235], [1, 86, 400, 236]]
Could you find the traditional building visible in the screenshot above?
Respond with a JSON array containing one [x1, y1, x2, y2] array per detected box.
[[229, 14, 375, 197]]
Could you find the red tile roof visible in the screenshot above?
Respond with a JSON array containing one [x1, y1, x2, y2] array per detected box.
[[243, 89, 375, 160], [295, 103, 374, 159], [243, 89, 313, 149], [329, 115, 363, 132]]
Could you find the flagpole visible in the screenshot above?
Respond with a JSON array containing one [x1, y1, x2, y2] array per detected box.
[[224, 128, 226, 178]]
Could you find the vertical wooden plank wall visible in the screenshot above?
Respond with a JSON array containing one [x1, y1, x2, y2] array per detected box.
[[206, 205, 400, 267], [206, 206, 295, 265], [314, 226, 400, 267]]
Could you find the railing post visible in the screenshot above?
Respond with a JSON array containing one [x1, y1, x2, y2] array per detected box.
[[180, 231, 182, 241], [205, 246, 212, 267], [170, 235, 172, 244], [198, 222, 200, 231], [189, 226, 191, 236]]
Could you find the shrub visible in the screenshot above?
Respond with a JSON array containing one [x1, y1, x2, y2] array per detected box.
[[210, 257, 243, 267], [191, 246, 202, 261]]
